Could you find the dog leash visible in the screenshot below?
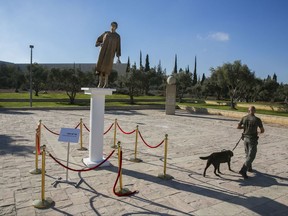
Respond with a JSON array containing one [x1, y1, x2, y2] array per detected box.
[[232, 135, 243, 151]]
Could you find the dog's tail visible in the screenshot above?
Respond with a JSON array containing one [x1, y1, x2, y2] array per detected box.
[[199, 156, 209, 160]]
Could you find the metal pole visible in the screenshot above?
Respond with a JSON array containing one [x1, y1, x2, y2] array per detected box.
[[113, 119, 117, 148], [29, 45, 34, 107], [41, 145, 46, 201], [66, 142, 70, 181], [80, 118, 83, 149]]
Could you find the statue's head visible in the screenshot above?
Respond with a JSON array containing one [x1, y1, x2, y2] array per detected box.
[[111, 21, 118, 31]]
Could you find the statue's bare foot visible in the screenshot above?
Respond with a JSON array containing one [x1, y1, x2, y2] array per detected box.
[[102, 82, 108, 88]]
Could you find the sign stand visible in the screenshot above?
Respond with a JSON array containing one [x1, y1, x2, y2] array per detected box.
[[81, 88, 116, 168], [52, 128, 80, 188]]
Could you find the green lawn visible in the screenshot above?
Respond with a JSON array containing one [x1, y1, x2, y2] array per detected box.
[[0, 92, 164, 100], [0, 91, 287, 117]]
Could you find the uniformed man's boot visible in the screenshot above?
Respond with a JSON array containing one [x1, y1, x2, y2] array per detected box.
[[239, 165, 248, 179], [247, 164, 253, 172]]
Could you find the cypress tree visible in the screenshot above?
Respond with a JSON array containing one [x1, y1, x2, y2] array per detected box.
[[193, 56, 197, 85], [140, 51, 143, 70], [126, 57, 130, 72], [173, 54, 178, 74], [201, 73, 206, 85], [145, 54, 150, 72]]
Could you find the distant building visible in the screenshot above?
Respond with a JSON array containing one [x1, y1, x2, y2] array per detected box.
[[0, 60, 127, 75]]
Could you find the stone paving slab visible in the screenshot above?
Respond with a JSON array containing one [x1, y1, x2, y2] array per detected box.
[[0, 109, 288, 216]]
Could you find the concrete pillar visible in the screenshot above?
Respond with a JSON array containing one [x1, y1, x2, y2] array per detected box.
[[165, 76, 176, 115], [81, 88, 116, 167]]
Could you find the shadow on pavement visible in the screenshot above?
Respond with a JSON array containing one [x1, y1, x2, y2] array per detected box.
[[175, 110, 239, 122], [0, 134, 34, 156], [106, 110, 147, 116], [101, 163, 288, 215], [239, 170, 288, 187], [0, 109, 34, 115]]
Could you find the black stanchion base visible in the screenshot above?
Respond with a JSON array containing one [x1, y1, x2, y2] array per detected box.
[[33, 197, 54, 209], [158, 173, 174, 180], [77, 147, 88, 151], [29, 168, 42, 175], [110, 144, 118, 149], [129, 158, 143, 163], [115, 186, 132, 195]]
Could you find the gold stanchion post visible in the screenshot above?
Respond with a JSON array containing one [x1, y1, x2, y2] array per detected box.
[[158, 134, 173, 180], [33, 145, 54, 209], [111, 118, 117, 148], [115, 141, 131, 194], [30, 123, 42, 174], [33, 120, 41, 154], [129, 125, 142, 162], [78, 118, 87, 151]]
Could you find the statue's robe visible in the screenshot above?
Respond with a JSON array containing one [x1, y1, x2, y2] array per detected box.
[[95, 31, 121, 75]]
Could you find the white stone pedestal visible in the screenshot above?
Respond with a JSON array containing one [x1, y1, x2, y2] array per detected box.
[[81, 87, 116, 167]]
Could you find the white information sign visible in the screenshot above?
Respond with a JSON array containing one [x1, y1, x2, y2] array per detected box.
[[58, 128, 80, 143]]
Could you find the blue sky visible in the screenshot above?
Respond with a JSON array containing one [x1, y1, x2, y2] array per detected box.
[[1, 0, 288, 83]]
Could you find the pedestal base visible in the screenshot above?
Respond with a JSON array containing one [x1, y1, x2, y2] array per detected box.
[[83, 157, 111, 168]]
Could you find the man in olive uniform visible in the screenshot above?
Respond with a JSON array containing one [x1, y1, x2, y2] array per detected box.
[[95, 21, 121, 88], [237, 106, 265, 179]]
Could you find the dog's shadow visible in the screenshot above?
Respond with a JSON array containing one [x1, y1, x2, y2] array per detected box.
[[203, 169, 241, 181]]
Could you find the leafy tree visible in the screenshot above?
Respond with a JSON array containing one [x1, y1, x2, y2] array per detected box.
[[175, 70, 192, 102], [49, 68, 85, 104], [124, 63, 142, 104], [259, 78, 279, 102], [27, 63, 48, 96], [209, 67, 227, 100], [210, 60, 254, 109], [0, 64, 25, 91]]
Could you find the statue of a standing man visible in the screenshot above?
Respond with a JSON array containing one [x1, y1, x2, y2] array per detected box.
[[95, 21, 121, 88]]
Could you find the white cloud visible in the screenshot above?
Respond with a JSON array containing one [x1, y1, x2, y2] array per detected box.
[[208, 32, 230, 41], [197, 32, 230, 42]]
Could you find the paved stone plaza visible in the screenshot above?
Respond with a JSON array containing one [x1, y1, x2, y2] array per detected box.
[[0, 109, 287, 216]]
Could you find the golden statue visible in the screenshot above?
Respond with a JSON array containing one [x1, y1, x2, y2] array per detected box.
[[95, 21, 121, 88]]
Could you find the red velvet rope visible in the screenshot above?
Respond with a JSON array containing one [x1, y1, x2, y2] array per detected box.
[[36, 133, 41, 155], [113, 151, 138, 196], [83, 123, 90, 132], [116, 122, 136, 135], [42, 124, 60, 135], [84, 123, 115, 135], [74, 122, 80, 129], [138, 131, 165, 148], [48, 150, 115, 172], [42, 122, 79, 135], [104, 123, 114, 135]]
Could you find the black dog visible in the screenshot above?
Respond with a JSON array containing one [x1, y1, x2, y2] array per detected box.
[[200, 150, 233, 177]]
